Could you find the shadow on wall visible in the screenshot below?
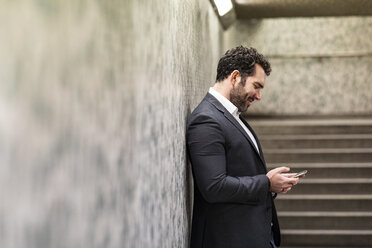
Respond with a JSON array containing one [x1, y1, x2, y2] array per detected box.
[[185, 105, 194, 243]]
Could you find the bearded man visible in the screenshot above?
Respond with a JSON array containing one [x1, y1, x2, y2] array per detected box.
[[186, 46, 299, 248]]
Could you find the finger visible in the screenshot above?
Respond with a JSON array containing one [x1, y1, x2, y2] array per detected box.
[[281, 187, 291, 194], [286, 177, 299, 186], [281, 173, 297, 178], [272, 166, 290, 174], [286, 183, 294, 188]]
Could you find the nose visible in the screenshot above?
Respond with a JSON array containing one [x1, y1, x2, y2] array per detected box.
[[255, 90, 261, 100]]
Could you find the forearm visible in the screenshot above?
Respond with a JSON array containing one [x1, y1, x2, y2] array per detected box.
[[197, 173, 270, 204]]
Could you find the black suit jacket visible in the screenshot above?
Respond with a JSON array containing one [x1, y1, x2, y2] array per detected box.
[[186, 93, 280, 248]]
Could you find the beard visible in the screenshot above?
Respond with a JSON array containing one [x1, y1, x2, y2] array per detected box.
[[230, 84, 253, 113]]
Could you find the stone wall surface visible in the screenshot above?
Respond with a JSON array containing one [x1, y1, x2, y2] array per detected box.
[[224, 17, 372, 115], [0, 0, 222, 247]]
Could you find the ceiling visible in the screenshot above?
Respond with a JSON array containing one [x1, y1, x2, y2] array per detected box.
[[233, 0, 372, 19]]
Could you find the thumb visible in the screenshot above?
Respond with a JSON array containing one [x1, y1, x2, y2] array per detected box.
[[267, 166, 290, 179], [272, 166, 290, 174]]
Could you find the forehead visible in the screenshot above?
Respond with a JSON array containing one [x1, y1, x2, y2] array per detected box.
[[253, 64, 266, 79]]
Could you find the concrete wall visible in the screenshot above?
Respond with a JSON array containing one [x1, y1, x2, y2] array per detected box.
[[0, 1, 222, 247], [224, 17, 372, 115]]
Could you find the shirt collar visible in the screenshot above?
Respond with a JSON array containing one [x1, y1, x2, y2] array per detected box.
[[209, 87, 240, 117]]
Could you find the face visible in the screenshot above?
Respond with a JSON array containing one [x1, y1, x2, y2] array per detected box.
[[230, 64, 266, 112]]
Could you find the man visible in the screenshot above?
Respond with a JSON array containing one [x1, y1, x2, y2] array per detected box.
[[186, 46, 300, 248]]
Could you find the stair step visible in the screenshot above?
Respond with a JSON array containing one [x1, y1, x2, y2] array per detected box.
[[260, 134, 372, 149], [275, 195, 372, 211], [291, 178, 372, 194], [278, 211, 372, 230], [250, 119, 372, 126], [249, 118, 372, 135], [283, 229, 372, 235], [267, 163, 372, 178], [282, 247, 370, 248], [281, 229, 372, 246], [264, 148, 372, 163]]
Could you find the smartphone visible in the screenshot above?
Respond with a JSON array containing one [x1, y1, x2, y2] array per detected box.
[[293, 170, 307, 178]]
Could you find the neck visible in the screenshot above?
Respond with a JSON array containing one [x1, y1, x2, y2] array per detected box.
[[213, 82, 231, 100]]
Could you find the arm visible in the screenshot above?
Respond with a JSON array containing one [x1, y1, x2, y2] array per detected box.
[[187, 115, 269, 204]]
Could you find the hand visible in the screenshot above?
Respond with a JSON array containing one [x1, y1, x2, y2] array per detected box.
[[281, 173, 306, 179], [266, 167, 299, 194]]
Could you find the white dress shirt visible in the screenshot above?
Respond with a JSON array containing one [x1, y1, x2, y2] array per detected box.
[[208, 87, 260, 153]]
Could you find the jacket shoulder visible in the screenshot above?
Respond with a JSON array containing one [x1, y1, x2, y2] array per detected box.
[[187, 97, 221, 125]]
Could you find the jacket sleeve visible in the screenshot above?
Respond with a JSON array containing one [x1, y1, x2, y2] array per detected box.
[[187, 114, 270, 204]]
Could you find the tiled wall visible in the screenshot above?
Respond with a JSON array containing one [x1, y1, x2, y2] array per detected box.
[[0, 1, 222, 247], [224, 17, 372, 115]]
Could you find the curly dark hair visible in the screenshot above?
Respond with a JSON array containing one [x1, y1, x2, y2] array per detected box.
[[216, 46, 271, 83]]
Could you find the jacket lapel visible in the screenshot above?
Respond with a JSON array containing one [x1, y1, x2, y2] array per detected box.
[[205, 93, 266, 166], [240, 116, 267, 170]]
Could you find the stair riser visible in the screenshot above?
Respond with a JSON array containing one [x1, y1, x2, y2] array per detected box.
[[282, 247, 371, 248], [276, 199, 372, 211], [281, 233, 372, 246], [265, 153, 372, 163], [267, 166, 372, 178], [289, 183, 372, 194], [279, 216, 372, 230], [254, 125, 372, 135], [261, 139, 372, 149]]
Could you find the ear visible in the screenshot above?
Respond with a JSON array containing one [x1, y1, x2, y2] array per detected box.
[[229, 70, 241, 86]]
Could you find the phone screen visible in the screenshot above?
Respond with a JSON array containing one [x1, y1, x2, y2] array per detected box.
[[293, 170, 307, 178]]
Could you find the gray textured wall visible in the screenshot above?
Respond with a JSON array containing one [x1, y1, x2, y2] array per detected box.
[[0, 1, 222, 247], [224, 17, 372, 115]]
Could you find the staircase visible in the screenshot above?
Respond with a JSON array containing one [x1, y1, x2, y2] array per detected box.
[[249, 116, 372, 248]]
